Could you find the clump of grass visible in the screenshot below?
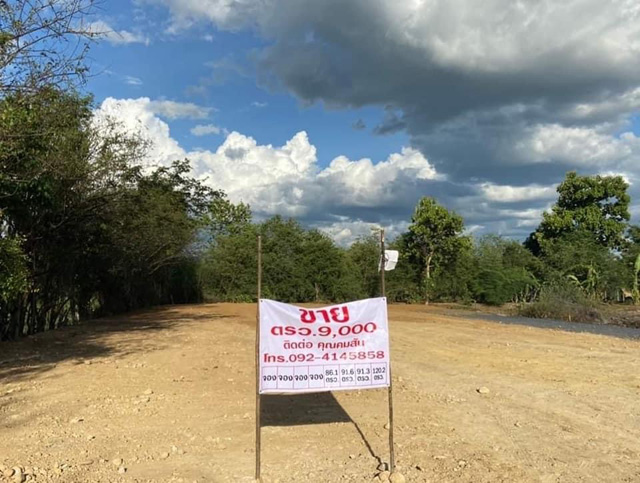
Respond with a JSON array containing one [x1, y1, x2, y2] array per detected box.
[[518, 283, 603, 323]]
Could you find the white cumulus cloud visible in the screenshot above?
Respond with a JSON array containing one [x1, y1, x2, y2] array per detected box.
[[93, 96, 640, 243], [512, 124, 635, 167], [93, 98, 186, 167], [479, 183, 557, 203], [93, 97, 449, 241]]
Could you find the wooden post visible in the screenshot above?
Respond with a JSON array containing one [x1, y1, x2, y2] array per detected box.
[[255, 235, 263, 481], [380, 229, 395, 473]]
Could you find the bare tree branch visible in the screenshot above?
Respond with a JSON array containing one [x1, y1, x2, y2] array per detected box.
[[0, 0, 97, 95]]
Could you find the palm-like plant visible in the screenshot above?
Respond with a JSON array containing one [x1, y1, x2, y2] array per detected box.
[[567, 263, 600, 299]]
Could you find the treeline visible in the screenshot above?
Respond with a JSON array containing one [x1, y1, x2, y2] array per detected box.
[[201, 173, 640, 321]]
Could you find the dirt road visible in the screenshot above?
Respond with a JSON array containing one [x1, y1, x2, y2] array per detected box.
[[1, 304, 640, 482]]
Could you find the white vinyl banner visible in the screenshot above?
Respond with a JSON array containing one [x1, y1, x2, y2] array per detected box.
[[259, 298, 390, 394]]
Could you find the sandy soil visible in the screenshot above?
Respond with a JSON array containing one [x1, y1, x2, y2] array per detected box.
[[1, 303, 640, 482]]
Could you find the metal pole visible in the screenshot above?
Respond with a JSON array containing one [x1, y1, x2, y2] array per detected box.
[[380, 229, 386, 295], [380, 230, 395, 473], [255, 235, 262, 481]]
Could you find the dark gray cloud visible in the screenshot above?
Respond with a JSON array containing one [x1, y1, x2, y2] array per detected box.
[[373, 108, 406, 136], [253, 2, 640, 173], [147, 0, 640, 238]]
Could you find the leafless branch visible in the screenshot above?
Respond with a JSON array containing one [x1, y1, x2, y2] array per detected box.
[[0, 0, 97, 95]]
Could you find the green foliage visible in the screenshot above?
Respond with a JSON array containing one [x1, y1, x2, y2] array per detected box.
[[199, 224, 259, 302], [93, 160, 217, 314], [201, 217, 364, 303], [385, 235, 423, 303], [2, 93, 638, 344], [527, 171, 631, 252], [0, 236, 27, 302], [300, 229, 363, 302], [622, 226, 640, 304], [429, 237, 473, 303], [519, 172, 635, 312], [633, 254, 640, 305], [346, 235, 380, 299], [0, 88, 217, 339], [260, 217, 314, 301], [405, 197, 468, 303], [194, 180, 639, 313], [537, 231, 626, 302], [469, 236, 539, 305], [205, 196, 252, 238], [472, 268, 534, 306]]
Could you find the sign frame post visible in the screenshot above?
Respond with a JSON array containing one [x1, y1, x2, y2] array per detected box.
[[380, 229, 395, 473], [255, 235, 263, 481], [253, 231, 395, 479]]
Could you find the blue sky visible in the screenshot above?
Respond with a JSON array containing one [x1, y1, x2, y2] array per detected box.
[[87, 14, 409, 167], [87, 0, 640, 244]]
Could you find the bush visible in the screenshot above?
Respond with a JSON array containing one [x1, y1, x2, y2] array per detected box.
[[472, 267, 538, 306], [518, 283, 602, 323]]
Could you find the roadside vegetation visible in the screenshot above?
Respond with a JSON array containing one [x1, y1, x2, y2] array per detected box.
[[2, 1, 640, 341], [201, 172, 640, 327]]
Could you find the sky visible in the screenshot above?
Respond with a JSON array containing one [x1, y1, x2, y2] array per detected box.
[[87, 0, 640, 244]]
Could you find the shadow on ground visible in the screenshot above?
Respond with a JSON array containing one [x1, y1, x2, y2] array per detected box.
[[0, 305, 229, 384], [261, 392, 352, 426], [261, 392, 382, 463]]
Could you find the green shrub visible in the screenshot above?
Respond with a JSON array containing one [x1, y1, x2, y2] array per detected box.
[[518, 283, 602, 323], [472, 267, 537, 306]]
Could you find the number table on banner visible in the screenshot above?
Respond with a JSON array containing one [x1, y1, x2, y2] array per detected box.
[[259, 297, 390, 394]]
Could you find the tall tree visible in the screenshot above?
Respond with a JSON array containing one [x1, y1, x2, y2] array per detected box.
[[405, 197, 468, 304], [526, 171, 631, 252], [0, 88, 219, 339], [97, 160, 218, 312]]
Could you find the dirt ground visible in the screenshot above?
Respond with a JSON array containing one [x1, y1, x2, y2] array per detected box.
[[1, 303, 640, 483]]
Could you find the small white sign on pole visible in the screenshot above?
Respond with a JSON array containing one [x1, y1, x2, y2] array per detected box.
[[259, 298, 390, 394], [382, 250, 399, 271]]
